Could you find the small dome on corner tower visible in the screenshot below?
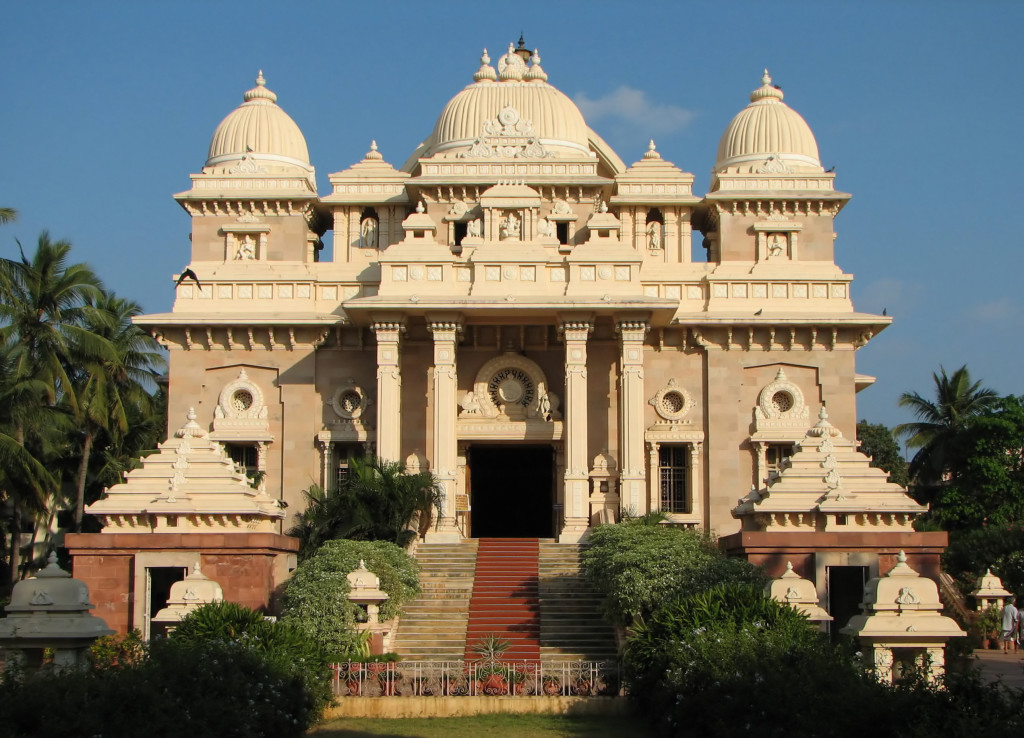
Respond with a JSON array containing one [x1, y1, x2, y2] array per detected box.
[[714, 69, 822, 176], [204, 71, 314, 177]]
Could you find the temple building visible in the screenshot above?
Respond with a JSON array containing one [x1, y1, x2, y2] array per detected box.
[[66, 41, 945, 638]]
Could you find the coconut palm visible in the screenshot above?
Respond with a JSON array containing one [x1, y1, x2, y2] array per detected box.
[[895, 365, 1000, 485], [0, 208, 17, 225], [67, 293, 165, 530]]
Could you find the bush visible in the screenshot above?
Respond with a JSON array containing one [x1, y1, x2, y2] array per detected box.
[[581, 521, 765, 624], [172, 600, 333, 717], [280, 538, 419, 660], [0, 638, 321, 738]]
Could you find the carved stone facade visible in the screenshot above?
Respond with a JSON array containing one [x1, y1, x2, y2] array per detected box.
[[69, 43, 943, 634]]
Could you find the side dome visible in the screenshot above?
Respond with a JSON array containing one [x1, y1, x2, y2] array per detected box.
[[410, 45, 595, 165], [714, 71, 822, 174], [205, 72, 313, 176]]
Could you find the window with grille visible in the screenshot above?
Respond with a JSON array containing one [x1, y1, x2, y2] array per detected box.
[[766, 443, 795, 478], [659, 445, 689, 514], [225, 443, 258, 476], [333, 444, 362, 491]]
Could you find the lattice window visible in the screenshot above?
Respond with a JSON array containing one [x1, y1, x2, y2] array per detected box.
[[659, 445, 689, 514], [766, 443, 795, 478], [225, 443, 258, 476]]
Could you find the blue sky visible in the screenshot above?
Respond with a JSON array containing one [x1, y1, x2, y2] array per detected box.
[[2, 1, 1020, 432]]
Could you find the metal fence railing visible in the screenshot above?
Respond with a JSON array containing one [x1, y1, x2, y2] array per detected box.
[[329, 659, 620, 698]]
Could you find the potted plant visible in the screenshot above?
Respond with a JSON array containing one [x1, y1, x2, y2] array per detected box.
[[542, 674, 561, 695], [976, 604, 1002, 649], [469, 634, 512, 695]]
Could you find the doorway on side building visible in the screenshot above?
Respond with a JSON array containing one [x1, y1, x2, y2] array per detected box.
[[827, 565, 869, 640], [467, 444, 555, 538]]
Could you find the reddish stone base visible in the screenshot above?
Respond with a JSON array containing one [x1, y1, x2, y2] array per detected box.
[[718, 530, 949, 582], [65, 532, 299, 635]]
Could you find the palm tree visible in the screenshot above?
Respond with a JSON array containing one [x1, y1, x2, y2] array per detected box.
[[895, 365, 1000, 486], [0, 233, 105, 570], [0, 208, 17, 225], [68, 293, 165, 530], [287, 456, 443, 558]]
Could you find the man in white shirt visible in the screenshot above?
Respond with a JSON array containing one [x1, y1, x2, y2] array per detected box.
[[1001, 597, 1019, 653]]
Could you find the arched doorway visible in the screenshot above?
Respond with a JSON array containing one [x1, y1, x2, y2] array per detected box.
[[467, 444, 555, 538]]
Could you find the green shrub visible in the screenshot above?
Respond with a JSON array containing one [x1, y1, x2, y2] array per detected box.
[[0, 638, 320, 738], [280, 538, 419, 660], [89, 628, 147, 669], [581, 522, 765, 624]]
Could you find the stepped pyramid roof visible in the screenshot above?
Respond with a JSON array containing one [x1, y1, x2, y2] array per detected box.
[[86, 409, 284, 533], [734, 407, 926, 533]]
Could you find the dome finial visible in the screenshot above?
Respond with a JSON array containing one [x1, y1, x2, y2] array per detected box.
[[750, 68, 783, 103], [514, 34, 531, 63], [499, 42, 527, 81], [474, 48, 497, 83], [643, 139, 661, 160], [365, 140, 382, 160], [244, 71, 277, 103], [524, 48, 548, 83]]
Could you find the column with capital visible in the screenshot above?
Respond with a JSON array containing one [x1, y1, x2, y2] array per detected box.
[[559, 319, 593, 542], [617, 320, 649, 517], [372, 321, 404, 463], [427, 320, 462, 542]]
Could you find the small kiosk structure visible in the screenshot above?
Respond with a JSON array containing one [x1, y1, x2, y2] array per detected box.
[[0, 553, 113, 671], [842, 551, 964, 684]]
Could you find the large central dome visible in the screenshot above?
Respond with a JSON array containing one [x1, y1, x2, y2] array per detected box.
[[407, 44, 596, 166]]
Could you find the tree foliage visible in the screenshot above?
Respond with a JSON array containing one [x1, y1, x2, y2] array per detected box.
[[280, 538, 419, 660], [581, 519, 765, 625], [856, 420, 909, 487], [0, 232, 165, 582], [287, 455, 442, 558], [895, 364, 999, 486]]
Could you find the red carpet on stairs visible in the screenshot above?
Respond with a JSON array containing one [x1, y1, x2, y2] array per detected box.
[[464, 538, 541, 661]]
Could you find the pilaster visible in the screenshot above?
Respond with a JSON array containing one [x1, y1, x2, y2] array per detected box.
[[426, 319, 462, 542], [372, 320, 405, 463], [559, 318, 593, 542], [617, 319, 649, 516]]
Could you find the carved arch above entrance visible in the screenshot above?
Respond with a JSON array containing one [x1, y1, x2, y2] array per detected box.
[[464, 352, 555, 421]]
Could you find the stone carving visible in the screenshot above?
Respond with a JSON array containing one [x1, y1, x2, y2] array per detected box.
[[537, 217, 555, 238], [649, 379, 694, 423], [462, 104, 550, 159], [216, 369, 267, 421], [330, 379, 371, 421], [500, 212, 521, 240], [756, 153, 792, 174], [228, 149, 267, 175], [467, 218, 482, 237], [647, 221, 662, 250], [235, 234, 256, 260], [448, 200, 468, 218], [896, 587, 920, 605], [767, 233, 786, 258], [755, 368, 809, 424], [552, 199, 572, 215], [360, 216, 379, 249], [459, 391, 482, 416], [29, 589, 53, 606]]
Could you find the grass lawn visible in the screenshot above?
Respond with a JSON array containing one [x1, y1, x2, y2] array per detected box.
[[309, 713, 655, 737]]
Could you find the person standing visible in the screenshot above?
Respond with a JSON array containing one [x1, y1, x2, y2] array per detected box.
[[1016, 598, 1024, 653], [1001, 596, 1019, 653]]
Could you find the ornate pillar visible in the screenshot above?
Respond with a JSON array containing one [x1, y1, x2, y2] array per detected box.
[[426, 319, 462, 542], [617, 320, 649, 517], [754, 440, 768, 489], [372, 320, 404, 463], [317, 437, 330, 490], [689, 441, 703, 520], [647, 441, 661, 512], [559, 318, 593, 542]]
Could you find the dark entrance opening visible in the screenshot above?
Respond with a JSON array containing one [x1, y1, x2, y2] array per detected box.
[[827, 565, 869, 640], [148, 566, 187, 639], [468, 444, 554, 538]]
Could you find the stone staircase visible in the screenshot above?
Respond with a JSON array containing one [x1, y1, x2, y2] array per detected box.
[[538, 542, 619, 663], [464, 538, 541, 661], [391, 541, 478, 661], [392, 538, 618, 664]]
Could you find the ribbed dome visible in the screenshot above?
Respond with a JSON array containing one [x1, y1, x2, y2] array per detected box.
[[205, 72, 313, 175], [714, 71, 822, 174], [418, 45, 593, 160]]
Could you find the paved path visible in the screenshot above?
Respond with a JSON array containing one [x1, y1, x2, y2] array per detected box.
[[969, 649, 1024, 690]]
